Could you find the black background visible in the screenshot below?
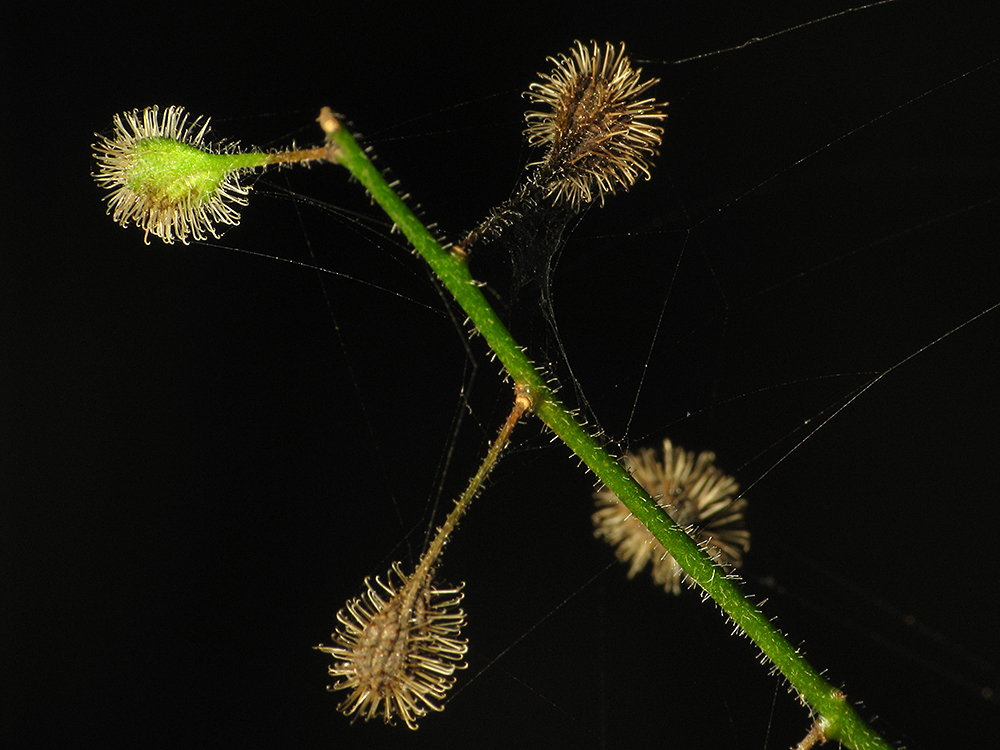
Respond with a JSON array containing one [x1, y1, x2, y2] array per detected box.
[[6, 2, 999, 748]]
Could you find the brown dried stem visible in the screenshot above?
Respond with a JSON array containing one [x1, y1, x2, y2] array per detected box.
[[316, 385, 533, 729]]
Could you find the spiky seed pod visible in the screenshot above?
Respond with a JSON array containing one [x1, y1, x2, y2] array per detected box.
[[315, 562, 468, 730], [315, 395, 530, 730], [593, 439, 750, 595], [524, 40, 667, 209], [91, 106, 265, 244]]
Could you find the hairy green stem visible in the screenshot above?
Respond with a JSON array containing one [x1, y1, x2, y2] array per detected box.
[[318, 107, 891, 750]]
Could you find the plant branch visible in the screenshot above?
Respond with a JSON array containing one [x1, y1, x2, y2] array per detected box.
[[416, 385, 533, 583], [317, 107, 891, 750]]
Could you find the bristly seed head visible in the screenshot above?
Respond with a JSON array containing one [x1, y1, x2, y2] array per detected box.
[[593, 439, 749, 595], [315, 562, 468, 730], [92, 105, 257, 245], [524, 40, 667, 209]]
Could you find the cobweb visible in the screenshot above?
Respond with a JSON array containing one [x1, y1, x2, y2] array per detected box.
[[30, 3, 998, 750], [248, 7, 997, 747]]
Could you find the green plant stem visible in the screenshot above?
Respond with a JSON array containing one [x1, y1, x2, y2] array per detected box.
[[317, 107, 891, 750], [138, 142, 325, 177]]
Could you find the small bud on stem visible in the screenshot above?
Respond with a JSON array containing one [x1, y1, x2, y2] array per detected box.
[[92, 105, 323, 244]]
